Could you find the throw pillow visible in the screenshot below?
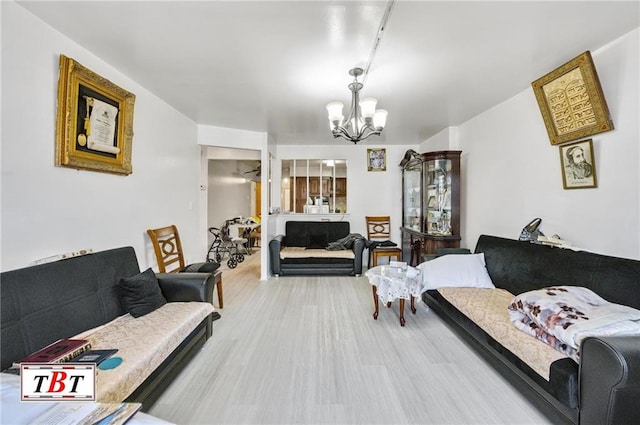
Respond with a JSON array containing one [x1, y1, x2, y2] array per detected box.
[[118, 268, 167, 318], [308, 234, 328, 249], [417, 253, 495, 290]]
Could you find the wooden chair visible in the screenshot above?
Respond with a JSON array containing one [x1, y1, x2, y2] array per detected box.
[[365, 216, 402, 268], [248, 225, 261, 248], [147, 225, 224, 308]]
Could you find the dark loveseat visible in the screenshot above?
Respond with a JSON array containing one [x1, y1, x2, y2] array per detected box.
[[424, 235, 640, 425], [1, 246, 220, 410], [269, 221, 365, 276]]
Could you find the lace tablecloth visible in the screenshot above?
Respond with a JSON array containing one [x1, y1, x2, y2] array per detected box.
[[365, 265, 424, 303]]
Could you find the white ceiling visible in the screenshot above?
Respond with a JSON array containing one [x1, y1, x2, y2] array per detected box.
[[17, 1, 640, 146]]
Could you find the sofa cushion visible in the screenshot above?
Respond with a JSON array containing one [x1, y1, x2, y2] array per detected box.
[[280, 247, 354, 259], [284, 221, 350, 247], [475, 235, 640, 310], [308, 234, 328, 249], [437, 287, 567, 380], [73, 302, 214, 403], [118, 268, 167, 318]]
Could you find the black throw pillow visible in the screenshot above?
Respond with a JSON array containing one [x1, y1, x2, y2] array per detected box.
[[118, 268, 167, 318]]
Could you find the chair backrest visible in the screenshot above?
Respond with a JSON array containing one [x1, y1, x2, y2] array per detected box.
[[366, 216, 393, 241], [147, 225, 186, 273], [220, 220, 234, 242]]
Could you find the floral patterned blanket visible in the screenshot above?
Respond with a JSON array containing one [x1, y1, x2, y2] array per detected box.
[[508, 286, 640, 361]]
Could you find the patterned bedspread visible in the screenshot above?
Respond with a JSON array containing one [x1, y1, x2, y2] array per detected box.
[[73, 302, 214, 402], [280, 247, 354, 259], [438, 287, 567, 380]]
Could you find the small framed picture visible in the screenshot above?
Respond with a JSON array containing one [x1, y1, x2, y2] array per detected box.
[[367, 148, 386, 172], [559, 139, 597, 189], [427, 196, 436, 208]]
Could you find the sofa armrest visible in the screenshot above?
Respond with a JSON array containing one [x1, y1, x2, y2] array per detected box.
[[269, 235, 285, 275], [352, 238, 366, 275], [157, 272, 215, 304], [579, 335, 640, 425]]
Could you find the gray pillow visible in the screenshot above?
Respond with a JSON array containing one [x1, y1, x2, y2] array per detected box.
[[118, 268, 167, 318]]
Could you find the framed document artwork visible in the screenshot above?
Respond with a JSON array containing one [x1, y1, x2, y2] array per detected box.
[[559, 139, 597, 189], [55, 55, 135, 175], [531, 51, 613, 145], [367, 148, 386, 172]]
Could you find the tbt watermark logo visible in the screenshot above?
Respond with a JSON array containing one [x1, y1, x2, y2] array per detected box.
[[21, 364, 96, 401]]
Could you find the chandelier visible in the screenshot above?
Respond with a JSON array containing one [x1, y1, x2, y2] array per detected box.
[[326, 68, 387, 144]]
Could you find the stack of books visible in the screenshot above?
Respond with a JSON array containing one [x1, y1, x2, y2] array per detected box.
[[13, 338, 92, 368]]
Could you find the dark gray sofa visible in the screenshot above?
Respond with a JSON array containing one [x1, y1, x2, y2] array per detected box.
[[269, 221, 365, 276], [424, 235, 640, 425], [0, 246, 220, 410]]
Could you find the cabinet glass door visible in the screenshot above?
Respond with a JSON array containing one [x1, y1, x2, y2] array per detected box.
[[403, 163, 422, 230], [424, 158, 453, 235]]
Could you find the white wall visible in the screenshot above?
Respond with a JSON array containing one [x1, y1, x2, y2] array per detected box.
[[1, 2, 203, 271], [444, 29, 639, 259], [207, 160, 253, 229], [419, 127, 457, 152]]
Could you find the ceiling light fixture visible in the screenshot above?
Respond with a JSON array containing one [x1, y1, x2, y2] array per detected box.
[[326, 67, 387, 144]]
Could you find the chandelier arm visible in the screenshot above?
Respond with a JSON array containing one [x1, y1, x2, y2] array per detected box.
[[334, 126, 353, 140], [333, 131, 358, 144], [358, 129, 382, 142], [356, 121, 376, 139], [334, 124, 362, 143]]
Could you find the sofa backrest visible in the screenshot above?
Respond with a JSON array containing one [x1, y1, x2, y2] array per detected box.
[[284, 221, 350, 247], [1, 247, 140, 370], [475, 235, 640, 309]]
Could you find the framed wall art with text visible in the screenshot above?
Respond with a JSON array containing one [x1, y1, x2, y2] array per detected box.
[[55, 55, 135, 175], [532, 51, 613, 146]]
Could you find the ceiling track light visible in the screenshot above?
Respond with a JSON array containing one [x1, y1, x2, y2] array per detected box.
[[326, 67, 387, 144]]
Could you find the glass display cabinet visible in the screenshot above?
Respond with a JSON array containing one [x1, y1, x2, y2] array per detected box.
[[401, 150, 462, 265], [402, 157, 423, 231]]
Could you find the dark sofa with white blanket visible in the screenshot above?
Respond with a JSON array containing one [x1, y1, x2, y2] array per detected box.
[[1, 246, 220, 410], [423, 235, 640, 425], [269, 221, 366, 276]]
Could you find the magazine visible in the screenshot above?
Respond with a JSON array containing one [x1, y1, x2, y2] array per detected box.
[[73, 349, 119, 365]]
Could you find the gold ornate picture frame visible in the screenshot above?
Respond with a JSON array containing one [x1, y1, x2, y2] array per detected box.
[[532, 51, 613, 145], [559, 139, 597, 189], [367, 148, 386, 172], [56, 55, 135, 175]]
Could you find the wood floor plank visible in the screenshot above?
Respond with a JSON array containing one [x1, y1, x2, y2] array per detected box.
[[149, 252, 553, 424]]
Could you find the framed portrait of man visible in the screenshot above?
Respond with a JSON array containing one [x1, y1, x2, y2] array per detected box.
[[559, 139, 597, 189]]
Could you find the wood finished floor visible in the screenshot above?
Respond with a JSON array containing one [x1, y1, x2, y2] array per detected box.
[[149, 251, 552, 425]]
